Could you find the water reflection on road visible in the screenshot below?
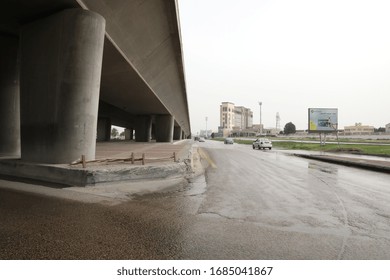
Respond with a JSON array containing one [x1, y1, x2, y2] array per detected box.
[[187, 140, 390, 259]]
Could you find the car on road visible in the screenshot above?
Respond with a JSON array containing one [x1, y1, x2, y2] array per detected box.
[[253, 138, 272, 150], [224, 137, 234, 144], [199, 137, 206, 142]]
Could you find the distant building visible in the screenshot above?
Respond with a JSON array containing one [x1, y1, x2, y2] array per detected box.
[[234, 106, 253, 129], [219, 102, 253, 137], [252, 124, 264, 134], [263, 128, 281, 136], [344, 123, 374, 135], [386, 123, 390, 133], [200, 130, 213, 138], [220, 102, 235, 131]]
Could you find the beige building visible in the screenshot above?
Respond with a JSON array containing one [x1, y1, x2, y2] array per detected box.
[[344, 123, 374, 135], [234, 106, 253, 129], [220, 102, 253, 136], [220, 102, 235, 130], [219, 102, 253, 130]]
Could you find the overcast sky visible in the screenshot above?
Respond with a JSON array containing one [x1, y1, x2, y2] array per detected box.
[[178, 0, 390, 134]]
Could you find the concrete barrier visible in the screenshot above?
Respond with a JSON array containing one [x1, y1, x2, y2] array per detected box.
[[0, 159, 188, 187]]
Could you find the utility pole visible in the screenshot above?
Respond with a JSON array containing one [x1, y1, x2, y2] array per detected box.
[[205, 116, 208, 138], [258, 101, 262, 135]]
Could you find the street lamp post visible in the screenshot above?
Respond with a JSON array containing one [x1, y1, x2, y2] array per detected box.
[[258, 101, 262, 136], [205, 116, 208, 138]]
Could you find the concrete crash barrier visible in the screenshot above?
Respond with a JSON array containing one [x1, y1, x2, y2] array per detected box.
[[0, 159, 187, 187]]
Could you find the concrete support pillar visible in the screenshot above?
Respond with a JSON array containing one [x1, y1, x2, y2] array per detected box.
[[19, 9, 105, 163], [130, 129, 134, 140], [0, 35, 20, 157], [155, 115, 174, 142], [173, 126, 182, 140], [135, 116, 152, 142], [97, 118, 111, 142], [124, 128, 134, 140], [151, 123, 156, 140]]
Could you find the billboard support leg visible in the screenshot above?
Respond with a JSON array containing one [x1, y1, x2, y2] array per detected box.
[[320, 133, 326, 146]]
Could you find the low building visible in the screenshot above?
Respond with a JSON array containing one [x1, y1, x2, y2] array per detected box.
[[263, 128, 281, 136], [386, 123, 390, 133], [344, 123, 375, 135], [251, 124, 263, 135], [230, 127, 256, 137]]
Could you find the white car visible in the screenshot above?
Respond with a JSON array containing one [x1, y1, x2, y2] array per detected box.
[[252, 138, 272, 150]]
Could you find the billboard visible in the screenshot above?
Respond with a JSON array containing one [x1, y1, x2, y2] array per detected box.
[[308, 108, 338, 133]]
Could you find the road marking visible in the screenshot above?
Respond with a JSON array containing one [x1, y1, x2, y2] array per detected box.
[[198, 148, 217, 169]]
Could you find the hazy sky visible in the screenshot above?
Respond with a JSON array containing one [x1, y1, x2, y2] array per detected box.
[[178, 0, 390, 134]]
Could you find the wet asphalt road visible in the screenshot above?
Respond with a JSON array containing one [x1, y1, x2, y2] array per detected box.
[[1, 140, 390, 259]]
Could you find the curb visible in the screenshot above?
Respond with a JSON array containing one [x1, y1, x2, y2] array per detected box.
[[294, 154, 390, 174]]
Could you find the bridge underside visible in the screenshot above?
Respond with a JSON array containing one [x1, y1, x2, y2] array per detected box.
[[0, 0, 190, 164]]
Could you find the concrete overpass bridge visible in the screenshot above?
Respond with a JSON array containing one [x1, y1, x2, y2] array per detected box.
[[0, 0, 190, 164]]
